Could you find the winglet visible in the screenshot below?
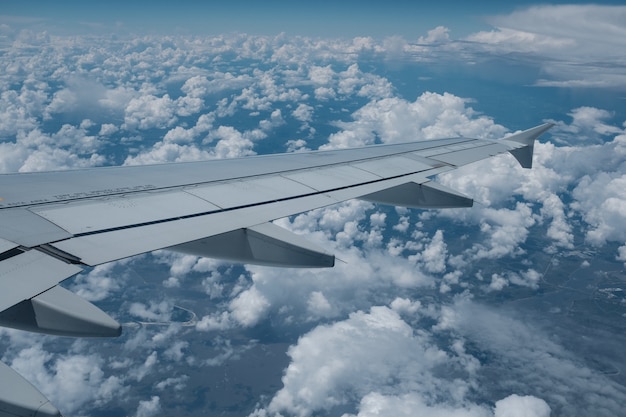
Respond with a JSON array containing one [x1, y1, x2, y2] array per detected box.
[[502, 123, 554, 168]]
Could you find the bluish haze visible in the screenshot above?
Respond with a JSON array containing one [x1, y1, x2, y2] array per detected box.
[[3, 0, 625, 37], [0, 2, 625, 417]]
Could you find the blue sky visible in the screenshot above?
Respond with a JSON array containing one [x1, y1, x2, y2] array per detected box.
[[2, 1, 624, 37]]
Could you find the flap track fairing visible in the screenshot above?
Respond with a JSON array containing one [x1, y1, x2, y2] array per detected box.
[[0, 285, 121, 338], [169, 222, 335, 268], [360, 181, 473, 209]]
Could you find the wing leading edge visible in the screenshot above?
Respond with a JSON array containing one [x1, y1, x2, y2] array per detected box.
[[0, 123, 553, 417]]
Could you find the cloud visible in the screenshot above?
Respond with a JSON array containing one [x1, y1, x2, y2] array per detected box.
[[548, 107, 622, 145], [134, 396, 161, 417], [494, 394, 550, 417], [180, 73, 253, 97], [128, 351, 159, 382], [465, 5, 626, 88], [69, 263, 124, 302], [205, 125, 258, 158], [417, 26, 451, 45], [123, 94, 178, 131], [618, 245, 626, 266], [228, 286, 270, 327], [414, 229, 448, 274], [439, 298, 626, 417], [129, 301, 174, 322], [436, 113, 626, 259], [155, 375, 189, 391], [292, 103, 313, 123], [486, 5, 626, 52], [322, 92, 506, 149], [45, 77, 135, 120], [263, 306, 460, 416], [123, 139, 218, 164], [345, 392, 491, 417], [572, 171, 626, 246], [8, 343, 127, 415]]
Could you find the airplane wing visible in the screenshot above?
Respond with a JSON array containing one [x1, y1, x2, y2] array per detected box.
[[0, 123, 553, 417]]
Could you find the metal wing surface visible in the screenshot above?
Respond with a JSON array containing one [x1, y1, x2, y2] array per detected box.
[[0, 123, 552, 417]]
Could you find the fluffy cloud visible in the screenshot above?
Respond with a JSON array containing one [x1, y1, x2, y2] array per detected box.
[[228, 286, 270, 327], [262, 306, 471, 416], [129, 301, 174, 322], [134, 396, 161, 417], [123, 94, 178, 130], [322, 92, 506, 149], [292, 103, 314, 123], [8, 343, 127, 415], [69, 263, 125, 302], [494, 395, 550, 417], [572, 170, 626, 246], [180, 73, 253, 97], [346, 392, 491, 417]]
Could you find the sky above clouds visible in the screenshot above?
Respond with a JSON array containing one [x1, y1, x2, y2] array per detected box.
[[2, 0, 625, 37], [1, 2, 626, 417]]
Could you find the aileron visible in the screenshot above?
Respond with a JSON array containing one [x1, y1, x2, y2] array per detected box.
[[429, 142, 510, 167]]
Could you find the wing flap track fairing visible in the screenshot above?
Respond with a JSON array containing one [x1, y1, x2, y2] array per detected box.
[[360, 180, 473, 209], [169, 222, 335, 268]]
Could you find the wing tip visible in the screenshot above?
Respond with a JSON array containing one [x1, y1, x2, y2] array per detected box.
[[505, 123, 555, 146]]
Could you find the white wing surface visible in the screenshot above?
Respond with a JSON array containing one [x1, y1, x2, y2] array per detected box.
[[0, 123, 552, 417]]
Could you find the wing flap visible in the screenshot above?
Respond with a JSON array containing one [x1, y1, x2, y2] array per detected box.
[[0, 209, 71, 247], [0, 237, 18, 254]]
